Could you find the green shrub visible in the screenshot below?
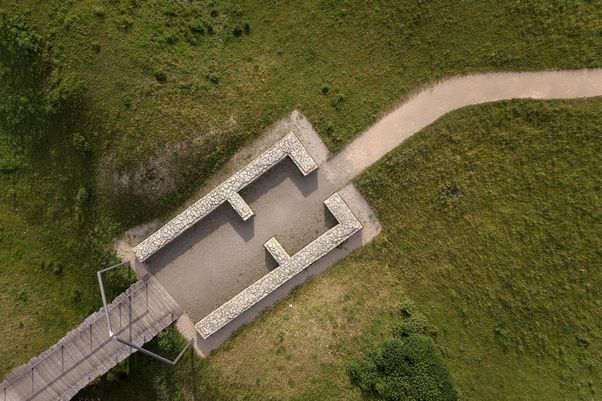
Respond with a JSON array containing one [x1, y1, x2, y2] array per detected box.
[[70, 288, 82, 304], [207, 72, 219, 84], [154, 68, 167, 83], [348, 302, 457, 401], [75, 186, 90, 205], [117, 16, 133, 31], [0, 12, 49, 130], [52, 262, 64, 277], [393, 312, 437, 339], [162, 30, 178, 45], [72, 132, 91, 155], [189, 19, 206, 35], [93, 6, 106, 18], [349, 334, 457, 401], [63, 14, 79, 30], [123, 95, 132, 108], [47, 73, 87, 114], [104, 265, 136, 300], [16, 290, 28, 303], [232, 24, 243, 37], [330, 93, 346, 109], [40, 260, 63, 276]]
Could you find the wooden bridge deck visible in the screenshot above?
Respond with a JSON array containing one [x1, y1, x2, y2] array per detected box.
[[1, 274, 181, 401]]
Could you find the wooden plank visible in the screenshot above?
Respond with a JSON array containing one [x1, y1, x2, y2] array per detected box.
[[1, 275, 181, 401]]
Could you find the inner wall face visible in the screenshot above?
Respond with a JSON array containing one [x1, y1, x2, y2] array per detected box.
[[144, 157, 339, 322]]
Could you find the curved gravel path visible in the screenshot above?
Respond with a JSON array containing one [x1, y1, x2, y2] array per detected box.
[[326, 68, 602, 184]]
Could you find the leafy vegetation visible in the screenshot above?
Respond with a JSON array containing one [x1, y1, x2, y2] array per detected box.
[[348, 301, 457, 401]]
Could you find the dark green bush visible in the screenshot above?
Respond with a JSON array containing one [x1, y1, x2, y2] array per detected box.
[[348, 301, 457, 401], [117, 16, 133, 31], [72, 132, 91, 155], [75, 186, 90, 205], [0, 12, 49, 131], [330, 93, 346, 109], [70, 288, 82, 304], [52, 262, 64, 277], [207, 72, 219, 84], [189, 19, 206, 35], [162, 30, 178, 45], [47, 73, 87, 114], [92, 6, 106, 18], [154, 68, 167, 83], [16, 290, 28, 303], [349, 334, 456, 401], [232, 24, 243, 37]]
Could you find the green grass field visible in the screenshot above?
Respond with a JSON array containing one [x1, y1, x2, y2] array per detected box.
[[3, 0, 601, 221], [1, 0, 601, 399], [0, 206, 82, 378], [173, 98, 599, 401]]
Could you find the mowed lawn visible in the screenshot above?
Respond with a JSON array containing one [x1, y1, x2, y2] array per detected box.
[[182, 98, 601, 401]]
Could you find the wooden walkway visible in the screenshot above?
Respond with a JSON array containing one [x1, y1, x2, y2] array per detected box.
[[1, 274, 181, 401]]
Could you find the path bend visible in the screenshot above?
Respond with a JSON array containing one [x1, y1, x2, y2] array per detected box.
[[327, 68, 602, 184]]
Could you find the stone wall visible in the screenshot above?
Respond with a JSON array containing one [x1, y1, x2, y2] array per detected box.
[[195, 192, 362, 339], [135, 132, 318, 262]]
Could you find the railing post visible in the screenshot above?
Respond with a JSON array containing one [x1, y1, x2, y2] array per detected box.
[[89, 324, 93, 351], [61, 345, 64, 373], [119, 302, 122, 329], [4, 386, 7, 401], [31, 367, 34, 394], [128, 294, 132, 346]]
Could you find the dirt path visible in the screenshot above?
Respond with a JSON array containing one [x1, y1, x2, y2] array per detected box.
[[326, 68, 602, 184]]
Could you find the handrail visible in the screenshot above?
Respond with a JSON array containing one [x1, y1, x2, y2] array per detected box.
[[97, 262, 192, 365]]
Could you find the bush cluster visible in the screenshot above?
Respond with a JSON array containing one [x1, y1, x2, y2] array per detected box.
[[0, 11, 87, 138], [348, 301, 457, 401]]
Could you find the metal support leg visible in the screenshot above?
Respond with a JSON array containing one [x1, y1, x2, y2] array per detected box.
[[96, 262, 191, 366], [128, 294, 132, 348]]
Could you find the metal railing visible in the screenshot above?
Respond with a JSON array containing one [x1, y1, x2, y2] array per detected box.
[[96, 262, 192, 365], [1, 262, 192, 401]]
